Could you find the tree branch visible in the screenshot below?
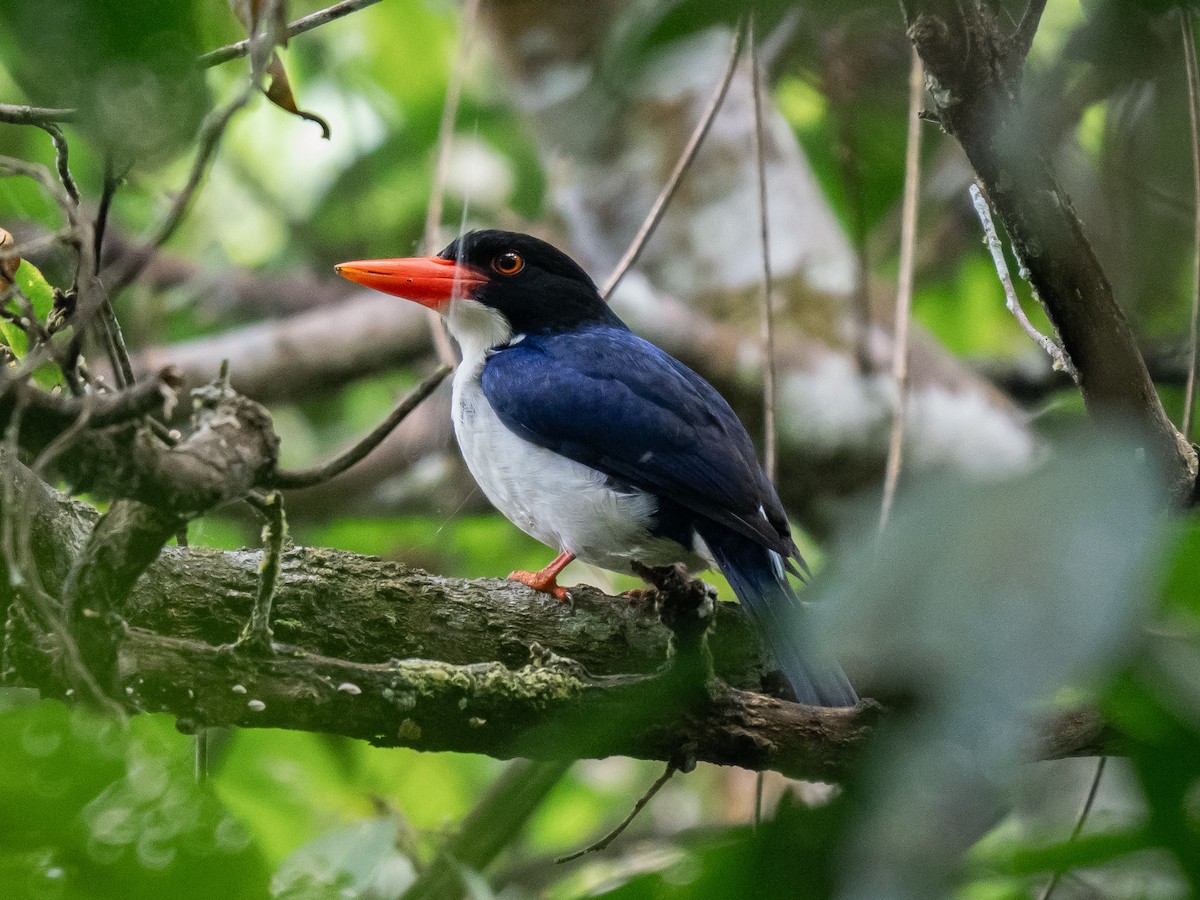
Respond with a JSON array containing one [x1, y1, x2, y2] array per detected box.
[[1, 462, 1117, 781], [0, 104, 77, 125], [199, 0, 385, 68], [903, 2, 1198, 500]]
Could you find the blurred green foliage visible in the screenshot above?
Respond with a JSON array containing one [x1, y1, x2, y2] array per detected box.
[[2, 0, 1200, 898]]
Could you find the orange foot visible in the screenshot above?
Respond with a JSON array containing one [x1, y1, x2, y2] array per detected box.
[[508, 550, 575, 602]]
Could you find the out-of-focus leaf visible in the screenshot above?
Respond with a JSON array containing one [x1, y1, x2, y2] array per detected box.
[[1103, 675, 1200, 892], [0, 696, 268, 899], [809, 431, 1166, 899], [271, 817, 415, 900], [1159, 518, 1200, 620], [0, 0, 210, 163]]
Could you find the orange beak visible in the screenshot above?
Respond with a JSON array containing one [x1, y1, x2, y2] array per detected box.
[[334, 255, 488, 310]]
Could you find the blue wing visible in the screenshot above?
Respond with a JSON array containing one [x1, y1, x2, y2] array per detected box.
[[480, 325, 797, 557]]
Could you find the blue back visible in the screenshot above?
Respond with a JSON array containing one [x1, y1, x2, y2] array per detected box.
[[480, 325, 798, 559]]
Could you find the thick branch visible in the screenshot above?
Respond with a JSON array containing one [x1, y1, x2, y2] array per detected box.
[[2, 466, 1117, 780], [44, 376, 279, 512], [903, 3, 1198, 498], [0, 367, 180, 439]]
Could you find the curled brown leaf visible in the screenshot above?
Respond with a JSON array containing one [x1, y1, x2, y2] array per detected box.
[[0, 227, 20, 290]]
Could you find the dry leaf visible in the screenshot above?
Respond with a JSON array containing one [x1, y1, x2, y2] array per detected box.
[[265, 54, 332, 139], [228, 0, 330, 138], [0, 228, 20, 291]]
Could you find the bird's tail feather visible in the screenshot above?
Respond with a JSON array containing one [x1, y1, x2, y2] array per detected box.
[[700, 526, 856, 708]]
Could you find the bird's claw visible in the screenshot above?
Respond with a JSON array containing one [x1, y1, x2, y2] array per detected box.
[[507, 569, 571, 603]]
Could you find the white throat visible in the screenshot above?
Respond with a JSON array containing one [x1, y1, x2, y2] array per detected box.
[[446, 297, 512, 363]]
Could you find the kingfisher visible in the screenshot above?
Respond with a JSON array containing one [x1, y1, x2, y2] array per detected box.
[[336, 230, 855, 707]]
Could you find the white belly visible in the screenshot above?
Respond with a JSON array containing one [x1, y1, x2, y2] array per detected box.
[[451, 360, 698, 574]]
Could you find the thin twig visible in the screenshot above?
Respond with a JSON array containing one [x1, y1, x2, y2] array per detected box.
[[751, 25, 777, 823], [825, 36, 873, 375], [1009, 0, 1049, 68], [750, 18, 778, 484], [421, 0, 481, 369], [556, 763, 678, 863], [105, 81, 258, 296], [236, 491, 286, 652], [0, 397, 117, 712], [93, 158, 136, 388], [1181, 6, 1200, 441], [272, 364, 450, 489], [404, 760, 574, 900], [200, 0, 384, 67], [600, 24, 746, 299], [36, 123, 80, 208], [969, 183, 1079, 381], [880, 48, 924, 531], [94, 158, 122, 264], [0, 104, 77, 125], [1037, 756, 1108, 900], [107, 0, 287, 299]]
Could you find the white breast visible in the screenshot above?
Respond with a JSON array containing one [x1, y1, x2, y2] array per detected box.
[[444, 297, 701, 574], [452, 358, 696, 573]]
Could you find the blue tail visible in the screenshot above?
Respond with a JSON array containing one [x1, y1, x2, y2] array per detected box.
[[699, 525, 856, 707]]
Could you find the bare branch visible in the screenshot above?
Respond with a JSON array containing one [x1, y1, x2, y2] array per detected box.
[[94, 162, 137, 390], [272, 363, 450, 489], [104, 81, 258, 297], [199, 0, 385, 68], [555, 763, 677, 863], [1009, 0, 1049, 70], [0, 366, 180, 436], [1037, 756, 1107, 900], [969, 183, 1077, 380], [35, 122, 80, 208], [905, 2, 1197, 500], [0, 104, 77, 125], [880, 48, 925, 531], [600, 24, 746, 299], [421, 0, 481, 369], [235, 490, 286, 651], [749, 20, 778, 483], [1181, 6, 1200, 441]]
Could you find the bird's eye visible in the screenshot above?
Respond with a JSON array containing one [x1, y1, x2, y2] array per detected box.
[[492, 251, 524, 276]]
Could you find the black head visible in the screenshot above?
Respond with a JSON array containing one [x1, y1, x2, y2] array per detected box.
[[438, 230, 622, 334]]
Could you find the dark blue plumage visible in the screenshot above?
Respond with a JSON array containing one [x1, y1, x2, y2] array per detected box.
[[481, 324, 856, 707]]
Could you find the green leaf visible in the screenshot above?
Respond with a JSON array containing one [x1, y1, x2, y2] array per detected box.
[[0, 699, 269, 899], [811, 431, 1167, 898], [0, 259, 64, 388], [0, 0, 211, 163], [0, 258, 54, 356]]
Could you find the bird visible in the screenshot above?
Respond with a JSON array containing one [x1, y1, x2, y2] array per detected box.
[[335, 230, 856, 707]]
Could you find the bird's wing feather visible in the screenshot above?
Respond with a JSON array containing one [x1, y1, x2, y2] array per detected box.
[[480, 327, 794, 555]]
